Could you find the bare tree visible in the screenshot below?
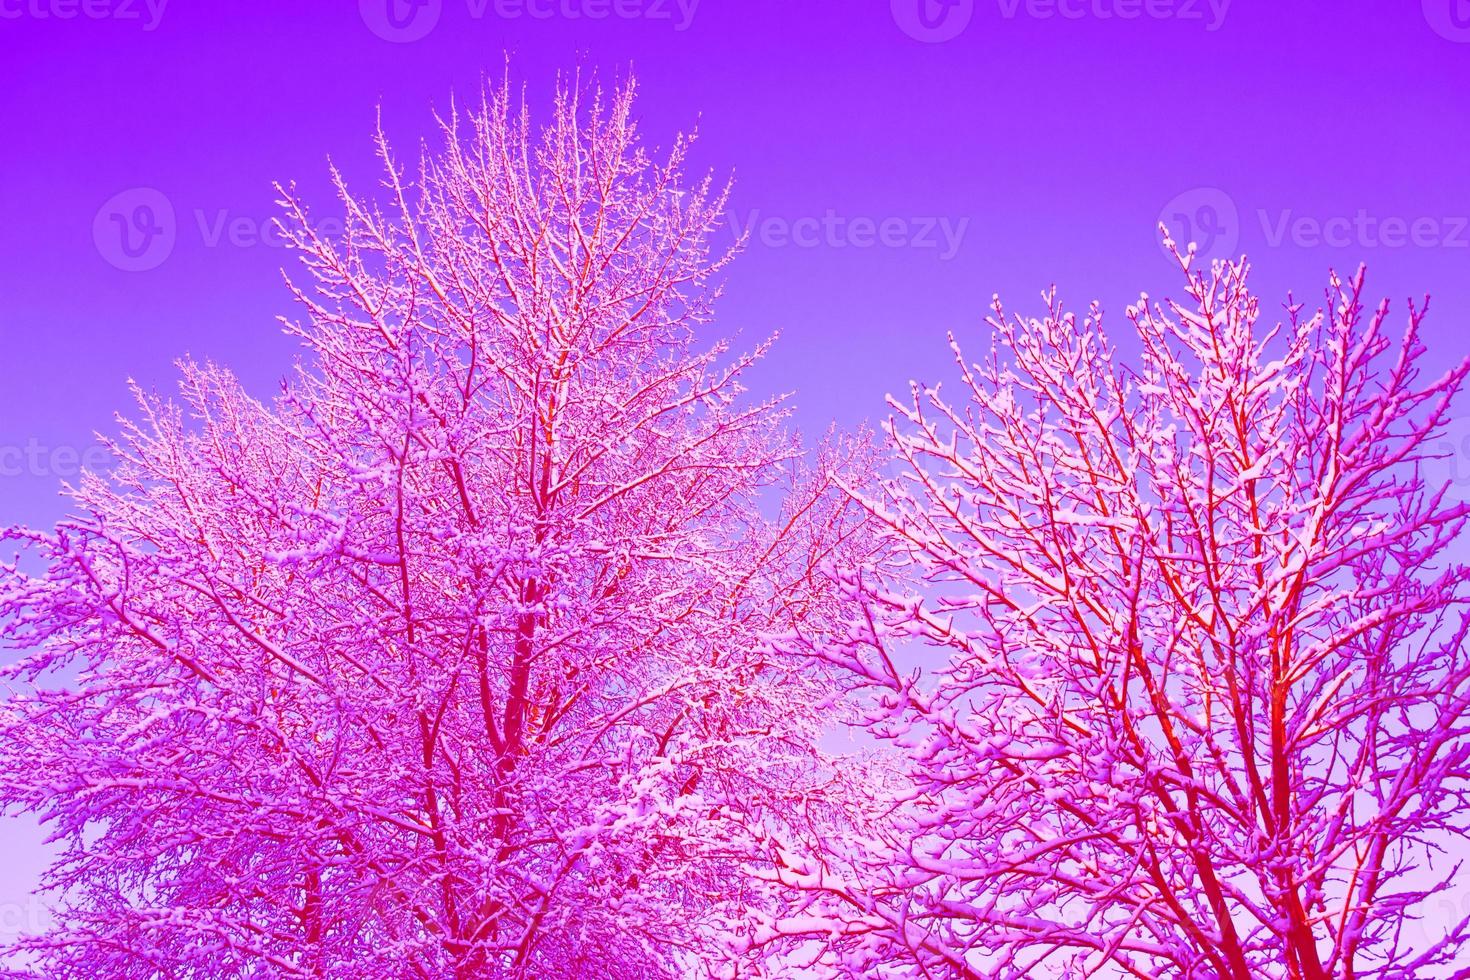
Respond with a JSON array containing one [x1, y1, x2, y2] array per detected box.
[[0, 75, 868, 979], [764, 246, 1470, 979]]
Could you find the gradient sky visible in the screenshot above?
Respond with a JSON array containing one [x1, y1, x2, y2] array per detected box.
[[3, 0, 1470, 943]]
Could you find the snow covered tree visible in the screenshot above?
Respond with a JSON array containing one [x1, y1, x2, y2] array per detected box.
[[0, 76, 869, 978], [762, 242, 1470, 978]]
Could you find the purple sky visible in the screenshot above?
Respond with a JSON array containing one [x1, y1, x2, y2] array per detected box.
[[3, 0, 1470, 938]]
